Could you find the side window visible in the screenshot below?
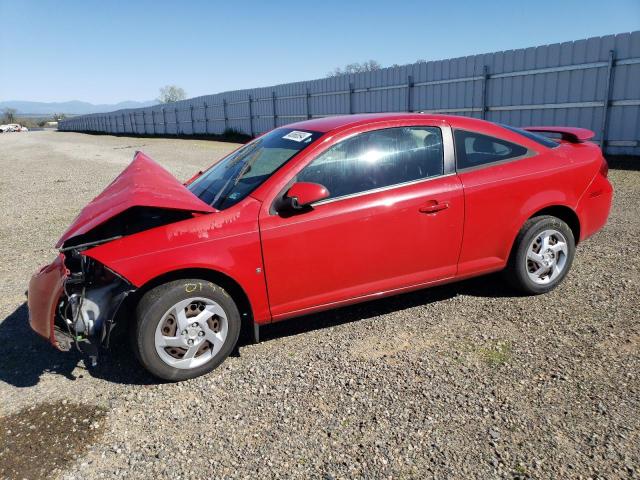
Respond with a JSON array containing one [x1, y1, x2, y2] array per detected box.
[[454, 129, 529, 170], [297, 127, 443, 200]]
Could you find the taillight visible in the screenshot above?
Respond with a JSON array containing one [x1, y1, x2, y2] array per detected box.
[[599, 157, 609, 178]]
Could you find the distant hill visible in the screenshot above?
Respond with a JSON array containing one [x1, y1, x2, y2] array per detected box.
[[0, 100, 158, 116]]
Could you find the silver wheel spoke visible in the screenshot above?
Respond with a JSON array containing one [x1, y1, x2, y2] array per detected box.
[[204, 329, 225, 349], [532, 265, 547, 277], [551, 242, 567, 256], [183, 344, 199, 360], [158, 335, 185, 348], [154, 296, 229, 371], [173, 299, 193, 330], [527, 250, 543, 263], [191, 304, 225, 326]]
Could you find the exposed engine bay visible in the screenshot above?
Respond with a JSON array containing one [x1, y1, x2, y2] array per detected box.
[[52, 206, 200, 364], [55, 249, 134, 364]]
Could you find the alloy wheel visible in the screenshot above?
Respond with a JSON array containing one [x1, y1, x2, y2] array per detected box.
[[154, 297, 228, 369], [525, 229, 569, 285]]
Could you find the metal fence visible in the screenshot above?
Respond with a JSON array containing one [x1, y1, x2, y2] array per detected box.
[[59, 31, 640, 155]]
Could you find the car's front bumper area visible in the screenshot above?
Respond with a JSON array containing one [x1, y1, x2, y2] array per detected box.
[[27, 252, 135, 357], [27, 253, 70, 350]]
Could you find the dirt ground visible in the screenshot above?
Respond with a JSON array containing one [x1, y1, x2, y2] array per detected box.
[[0, 131, 638, 479]]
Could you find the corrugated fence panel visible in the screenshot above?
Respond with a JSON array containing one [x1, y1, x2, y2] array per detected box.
[[59, 31, 640, 154]]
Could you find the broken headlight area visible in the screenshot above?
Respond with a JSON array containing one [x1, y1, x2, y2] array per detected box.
[[56, 249, 135, 364]]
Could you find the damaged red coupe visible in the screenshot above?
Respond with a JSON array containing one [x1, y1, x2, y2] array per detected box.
[[28, 114, 612, 381]]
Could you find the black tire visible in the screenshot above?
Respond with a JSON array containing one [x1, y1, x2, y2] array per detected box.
[[133, 279, 241, 381], [504, 215, 576, 295]]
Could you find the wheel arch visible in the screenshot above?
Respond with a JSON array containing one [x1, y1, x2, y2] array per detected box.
[[503, 204, 581, 269], [115, 267, 255, 342], [527, 205, 581, 245]]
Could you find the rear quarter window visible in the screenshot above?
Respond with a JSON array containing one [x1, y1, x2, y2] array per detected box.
[[454, 130, 529, 170]]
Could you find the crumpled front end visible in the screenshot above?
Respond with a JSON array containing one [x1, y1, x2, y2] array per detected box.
[[27, 250, 135, 359], [27, 150, 216, 360]]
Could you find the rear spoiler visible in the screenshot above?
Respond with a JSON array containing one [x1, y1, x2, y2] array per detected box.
[[523, 126, 595, 143]]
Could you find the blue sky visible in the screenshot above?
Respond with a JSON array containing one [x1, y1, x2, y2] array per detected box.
[[1, 0, 638, 104]]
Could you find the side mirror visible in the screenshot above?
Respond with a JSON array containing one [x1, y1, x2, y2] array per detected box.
[[283, 182, 330, 210]]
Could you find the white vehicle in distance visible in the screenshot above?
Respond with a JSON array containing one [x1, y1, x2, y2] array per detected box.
[[1, 123, 29, 132]]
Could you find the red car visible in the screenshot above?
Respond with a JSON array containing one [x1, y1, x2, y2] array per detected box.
[[28, 114, 612, 381]]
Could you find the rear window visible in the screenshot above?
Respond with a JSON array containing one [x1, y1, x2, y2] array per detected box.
[[454, 130, 529, 170], [499, 124, 560, 148]]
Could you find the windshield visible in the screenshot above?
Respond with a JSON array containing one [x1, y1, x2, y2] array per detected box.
[[188, 128, 323, 209]]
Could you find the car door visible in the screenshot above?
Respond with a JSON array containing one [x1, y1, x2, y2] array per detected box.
[[452, 127, 552, 277], [258, 124, 464, 319]]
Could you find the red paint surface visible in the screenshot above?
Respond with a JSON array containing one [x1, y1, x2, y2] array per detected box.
[[523, 126, 595, 143], [29, 114, 613, 342], [27, 254, 67, 345], [56, 151, 216, 248]]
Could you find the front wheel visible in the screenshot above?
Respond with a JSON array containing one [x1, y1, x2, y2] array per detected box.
[[133, 279, 241, 381], [505, 215, 576, 295]]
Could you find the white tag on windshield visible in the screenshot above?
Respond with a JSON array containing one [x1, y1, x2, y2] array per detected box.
[[282, 130, 312, 142]]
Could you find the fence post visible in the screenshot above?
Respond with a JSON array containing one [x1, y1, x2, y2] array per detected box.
[[406, 75, 413, 112], [203, 101, 209, 134], [306, 88, 311, 119], [600, 49, 615, 150], [162, 108, 167, 135], [189, 105, 195, 135], [222, 99, 228, 132], [175, 107, 179, 135], [129, 113, 134, 134], [349, 81, 354, 114], [481, 65, 489, 119], [248, 95, 254, 137], [151, 111, 156, 135], [272, 91, 277, 129], [122, 114, 125, 134]]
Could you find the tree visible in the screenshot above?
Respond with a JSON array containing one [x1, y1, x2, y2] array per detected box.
[[2, 108, 17, 123], [157, 85, 187, 103], [52, 113, 66, 121], [326, 60, 382, 77]]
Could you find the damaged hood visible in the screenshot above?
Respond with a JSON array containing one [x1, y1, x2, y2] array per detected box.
[[56, 151, 216, 248]]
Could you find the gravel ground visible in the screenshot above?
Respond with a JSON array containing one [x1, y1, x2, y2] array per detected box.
[[0, 130, 638, 479]]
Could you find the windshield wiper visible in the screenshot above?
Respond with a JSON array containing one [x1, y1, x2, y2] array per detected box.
[[212, 144, 262, 208]]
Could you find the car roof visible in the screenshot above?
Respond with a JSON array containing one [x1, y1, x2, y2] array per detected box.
[[285, 113, 495, 134]]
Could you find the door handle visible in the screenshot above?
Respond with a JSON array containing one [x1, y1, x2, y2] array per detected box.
[[419, 201, 449, 214]]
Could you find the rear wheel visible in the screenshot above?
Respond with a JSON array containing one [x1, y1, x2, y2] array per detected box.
[[133, 279, 240, 381], [505, 215, 575, 295]]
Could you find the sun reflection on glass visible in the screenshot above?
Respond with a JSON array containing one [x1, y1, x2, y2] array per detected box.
[[360, 149, 384, 163]]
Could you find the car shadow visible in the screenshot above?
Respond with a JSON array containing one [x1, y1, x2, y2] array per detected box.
[[1, 273, 515, 387], [256, 273, 517, 343], [0, 303, 155, 388]]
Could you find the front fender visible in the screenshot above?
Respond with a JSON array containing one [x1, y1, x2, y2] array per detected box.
[[83, 197, 272, 323]]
